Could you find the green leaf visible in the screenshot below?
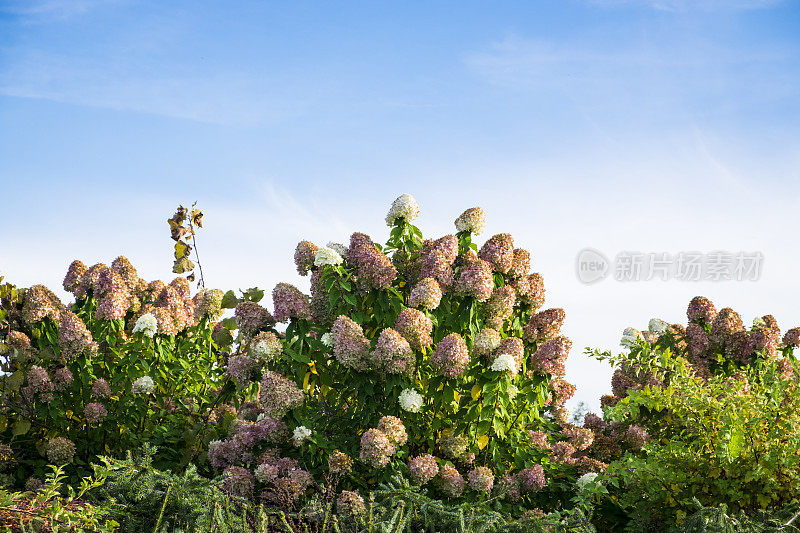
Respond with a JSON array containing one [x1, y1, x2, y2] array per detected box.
[[12, 419, 31, 436], [221, 290, 238, 309]]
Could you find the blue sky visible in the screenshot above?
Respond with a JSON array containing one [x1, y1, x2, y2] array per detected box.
[[2, 0, 800, 413]]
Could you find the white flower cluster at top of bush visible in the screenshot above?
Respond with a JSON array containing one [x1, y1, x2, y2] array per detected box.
[[620, 327, 644, 349], [398, 388, 423, 413], [385, 193, 421, 226], [293, 425, 312, 446], [314, 247, 344, 267], [647, 318, 669, 336], [132, 313, 158, 338], [576, 472, 599, 491]]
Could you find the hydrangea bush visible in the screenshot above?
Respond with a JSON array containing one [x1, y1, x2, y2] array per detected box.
[[201, 194, 595, 513], [0, 261, 240, 486], [587, 297, 800, 528]]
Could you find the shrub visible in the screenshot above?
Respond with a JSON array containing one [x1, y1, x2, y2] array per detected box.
[[588, 297, 800, 529], [203, 194, 592, 512], [0, 259, 240, 484]]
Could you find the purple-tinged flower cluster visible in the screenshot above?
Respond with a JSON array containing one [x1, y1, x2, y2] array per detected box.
[[509, 249, 530, 279], [687, 296, 717, 324], [259, 371, 305, 418], [58, 311, 98, 361], [478, 234, 514, 274], [528, 430, 550, 449], [408, 454, 439, 485], [294, 240, 319, 276], [515, 272, 546, 309], [436, 465, 465, 498], [337, 491, 366, 516], [371, 328, 415, 375], [497, 336, 524, 369], [408, 277, 443, 310], [709, 308, 745, 347], [235, 301, 275, 341], [430, 333, 470, 378], [484, 285, 516, 329], [562, 426, 594, 451], [394, 308, 433, 352], [24, 366, 54, 403], [22, 285, 63, 325], [686, 323, 709, 357], [92, 379, 111, 399], [529, 336, 571, 377], [52, 367, 73, 391], [467, 466, 494, 492], [783, 327, 800, 348], [523, 308, 566, 342], [332, 315, 370, 371], [517, 465, 546, 492], [272, 283, 311, 323], [226, 355, 258, 387], [547, 378, 576, 407], [455, 259, 494, 302], [349, 232, 397, 290], [223, 466, 254, 497], [84, 402, 107, 424], [419, 250, 455, 290], [623, 425, 650, 451], [549, 441, 577, 465], [360, 428, 395, 468], [46, 437, 76, 464], [63, 260, 87, 294], [208, 417, 289, 470]]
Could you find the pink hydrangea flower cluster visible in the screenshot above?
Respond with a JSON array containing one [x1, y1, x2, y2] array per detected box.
[[529, 336, 571, 377], [430, 333, 470, 378], [467, 466, 495, 492], [84, 402, 107, 424], [52, 367, 73, 391], [92, 378, 111, 399], [360, 428, 395, 468], [348, 232, 397, 290], [687, 296, 717, 324], [562, 426, 594, 451], [235, 301, 276, 341], [516, 464, 546, 492], [272, 283, 311, 323], [408, 277, 443, 310], [419, 236, 458, 289], [226, 355, 258, 387], [513, 272, 546, 309], [478, 234, 515, 274], [483, 285, 516, 329], [371, 328, 415, 375], [394, 308, 433, 352], [58, 311, 98, 362], [21, 285, 63, 325], [24, 366, 54, 403], [337, 491, 366, 516], [332, 315, 370, 371], [294, 240, 319, 276], [436, 464, 466, 498], [259, 371, 305, 418], [454, 259, 494, 302], [549, 441, 577, 465], [523, 308, 566, 342], [408, 454, 439, 485], [222, 466, 255, 497], [528, 430, 550, 449]]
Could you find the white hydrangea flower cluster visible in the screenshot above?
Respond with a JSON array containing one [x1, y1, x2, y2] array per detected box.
[[321, 332, 334, 347], [326, 242, 348, 257], [620, 327, 644, 348], [398, 388, 423, 413], [454, 207, 486, 235], [315, 247, 344, 267], [132, 313, 158, 338], [131, 376, 155, 395], [753, 316, 766, 329], [576, 472, 599, 491], [385, 193, 421, 226], [490, 353, 518, 375], [648, 318, 670, 336], [292, 425, 312, 446]]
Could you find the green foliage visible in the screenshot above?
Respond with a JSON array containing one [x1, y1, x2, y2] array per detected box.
[[0, 463, 118, 532]]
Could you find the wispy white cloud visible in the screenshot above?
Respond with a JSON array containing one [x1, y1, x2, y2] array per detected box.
[[1, 0, 124, 20], [587, 0, 784, 11]]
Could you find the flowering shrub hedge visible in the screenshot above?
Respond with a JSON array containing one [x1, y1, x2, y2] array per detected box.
[[0, 262, 238, 486], [202, 194, 597, 513], [587, 297, 800, 529]]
